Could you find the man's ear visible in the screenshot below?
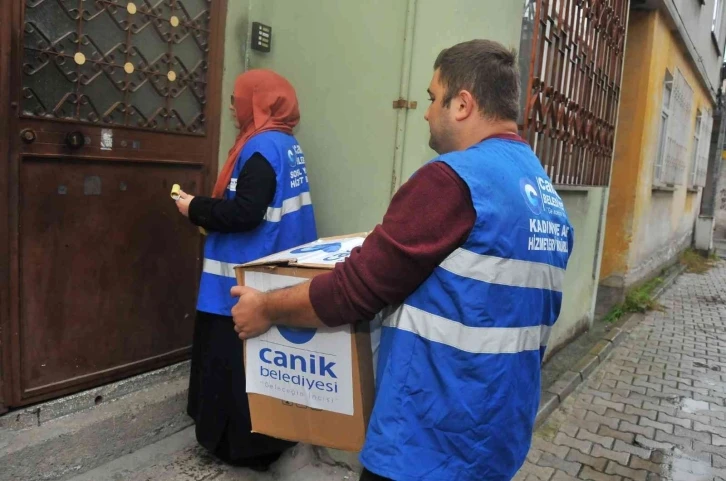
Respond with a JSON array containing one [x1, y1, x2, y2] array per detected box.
[[453, 90, 476, 121]]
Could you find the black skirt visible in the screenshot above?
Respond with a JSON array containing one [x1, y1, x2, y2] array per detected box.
[[187, 310, 296, 465]]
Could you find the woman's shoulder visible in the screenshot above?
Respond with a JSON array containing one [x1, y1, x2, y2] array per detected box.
[[240, 132, 298, 164]]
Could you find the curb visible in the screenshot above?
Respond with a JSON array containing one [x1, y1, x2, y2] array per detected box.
[[534, 263, 685, 428]]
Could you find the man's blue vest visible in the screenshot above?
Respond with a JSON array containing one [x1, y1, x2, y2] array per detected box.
[[197, 131, 318, 316], [360, 137, 574, 481]]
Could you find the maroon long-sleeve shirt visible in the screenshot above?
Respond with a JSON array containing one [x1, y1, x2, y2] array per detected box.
[[309, 161, 476, 327]]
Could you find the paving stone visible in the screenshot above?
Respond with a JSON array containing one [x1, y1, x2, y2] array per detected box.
[[638, 416, 673, 434], [619, 421, 655, 438], [629, 456, 662, 474], [574, 400, 607, 416], [566, 416, 604, 434], [714, 454, 726, 468], [537, 452, 582, 477], [584, 412, 620, 430], [532, 437, 571, 458], [673, 424, 711, 443], [517, 462, 556, 481], [579, 466, 622, 481], [592, 398, 625, 413], [511, 470, 532, 481], [617, 381, 647, 395], [633, 435, 675, 452], [604, 461, 648, 481], [603, 409, 638, 425], [655, 412, 692, 429], [693, 440, 726, 457], [654, 429, 694, 449], [527, 448, 545, 464], [694, 420, 726, 437], [554, 433, 592, 455], [560, 423, 579, 438], [565, 449, 608, 472], [590, 444, 629, 466], [633, 378, 662, 392], [609, 394, 644, 408], [611, 439, 651, 460], [624, 405, 657, 421], [575, 429, 614, 449], [597, 426, 635, 444], [641, 402, 676, 416], [552, 470, 581, 481], [582, 389, 613, 401]]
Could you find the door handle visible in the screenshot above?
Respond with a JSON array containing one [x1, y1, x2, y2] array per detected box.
[[65, 131, 85, 149], [20, 128, 36, 144]]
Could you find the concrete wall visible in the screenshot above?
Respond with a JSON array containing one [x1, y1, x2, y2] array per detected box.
[[397, 0, 526, 181], [601, 9, 713, 291], [547, 188, 607, 356]]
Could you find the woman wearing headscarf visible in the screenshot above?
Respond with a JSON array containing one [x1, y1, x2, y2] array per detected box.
[[175, 69, 317, 470]]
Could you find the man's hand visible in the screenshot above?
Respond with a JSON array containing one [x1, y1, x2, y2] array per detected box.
[[231, 286, 273, 340], [175, 189, 194, 217]]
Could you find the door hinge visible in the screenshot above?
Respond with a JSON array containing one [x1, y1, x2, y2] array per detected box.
[[392, 98, 417, 110]]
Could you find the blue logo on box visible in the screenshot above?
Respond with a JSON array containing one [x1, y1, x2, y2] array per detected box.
[[290, 242, 342, 254], [277, 326, 317, 345]]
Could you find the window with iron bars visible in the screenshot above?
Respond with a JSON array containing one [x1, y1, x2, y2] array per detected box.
[[518, 0, 628, 187], [653, 69, 693, 188], [688, 108, 714, 188]]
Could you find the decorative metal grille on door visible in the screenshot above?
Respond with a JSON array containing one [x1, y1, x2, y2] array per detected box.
[[519, 0, 628, 186], [22, 0, 210, 134]]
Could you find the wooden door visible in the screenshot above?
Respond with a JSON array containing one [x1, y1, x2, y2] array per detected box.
[[1, 0, 227, 408]]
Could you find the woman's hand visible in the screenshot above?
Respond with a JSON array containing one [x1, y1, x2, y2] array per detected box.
[[175, 190, 195, 218]]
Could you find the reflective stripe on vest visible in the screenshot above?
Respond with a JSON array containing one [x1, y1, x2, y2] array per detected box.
[[202, 258, 236, 278], [440, 248, 565, 292], [265, 191, 313, 223], [202, 191, 314, 279], [383, 304, 551, 353]]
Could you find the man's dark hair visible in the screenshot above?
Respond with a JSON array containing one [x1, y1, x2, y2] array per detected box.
[[433, 39, 520, 121]]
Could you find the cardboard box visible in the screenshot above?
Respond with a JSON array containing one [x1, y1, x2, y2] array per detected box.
[[235, 233, 376, 452]]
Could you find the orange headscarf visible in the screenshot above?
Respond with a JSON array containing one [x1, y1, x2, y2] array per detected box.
[[212, 69, 301, 198]]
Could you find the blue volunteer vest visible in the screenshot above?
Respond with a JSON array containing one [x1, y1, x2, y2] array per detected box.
[[197, 131, 318, 316], [360, 137, 574, 481]]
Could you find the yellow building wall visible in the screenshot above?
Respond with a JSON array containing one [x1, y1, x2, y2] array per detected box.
[[600, 10, 653, 284], [601, 9, 711, 287]]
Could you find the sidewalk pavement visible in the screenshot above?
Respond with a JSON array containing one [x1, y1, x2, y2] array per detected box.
[[515, 261, 726, 481]]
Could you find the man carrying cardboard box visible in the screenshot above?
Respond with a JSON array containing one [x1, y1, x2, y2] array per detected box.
[[231, 39, 574, 481]]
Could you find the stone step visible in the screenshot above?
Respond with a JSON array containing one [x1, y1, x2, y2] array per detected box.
[[0, 363, 192, 481], [66, 426, 358, 481]]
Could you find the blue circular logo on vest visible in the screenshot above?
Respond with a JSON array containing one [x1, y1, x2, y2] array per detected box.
[[520, 178, 542, 215], [291, 242, 342, 254], [277, 326, 317, 344], [287, 150, 297, 168]]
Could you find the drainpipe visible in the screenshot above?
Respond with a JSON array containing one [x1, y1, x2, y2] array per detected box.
[[390, 0, 418, 197]]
